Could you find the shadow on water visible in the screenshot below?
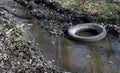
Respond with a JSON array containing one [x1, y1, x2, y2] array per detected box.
[[6, 1, 120, 72]]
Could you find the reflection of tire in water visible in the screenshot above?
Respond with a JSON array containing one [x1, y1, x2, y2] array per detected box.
[[68, 23, 107, 41]]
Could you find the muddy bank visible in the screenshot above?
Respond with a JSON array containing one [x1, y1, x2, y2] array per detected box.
[[15, 0, 92, 23], [0, 0, 64, 72], [14, 0, 92, 36], [14, 0, 120, 37]]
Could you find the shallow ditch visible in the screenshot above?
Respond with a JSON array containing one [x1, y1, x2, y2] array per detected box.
[[2, 0, 120, 72], [24, 19, 120, 73]]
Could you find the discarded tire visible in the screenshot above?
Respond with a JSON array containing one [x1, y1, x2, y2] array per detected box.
[[68, 23, 107, 41]]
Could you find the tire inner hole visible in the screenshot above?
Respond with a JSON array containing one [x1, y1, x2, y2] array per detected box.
[[75, 29, 99, 37]]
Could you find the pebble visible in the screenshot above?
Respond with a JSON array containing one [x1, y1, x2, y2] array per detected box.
[[51, 41, 56, 45], [12, 8, 16, 11], [108, 60, 113, 64], [27, 23, 33, 26], [86, 55, 91, 58]]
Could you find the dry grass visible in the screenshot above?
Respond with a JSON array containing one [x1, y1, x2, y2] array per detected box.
[[56, 0, 120, 13], [56, 0, 120, 24]]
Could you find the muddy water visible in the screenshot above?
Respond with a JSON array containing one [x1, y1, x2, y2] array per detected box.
[[23, 19, 120, 73], [4, 1, 120, 72]]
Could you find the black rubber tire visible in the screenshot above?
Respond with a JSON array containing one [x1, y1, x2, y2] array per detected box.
[[68, 23, 107, 41]]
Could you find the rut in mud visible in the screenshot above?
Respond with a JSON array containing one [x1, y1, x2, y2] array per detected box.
[[14, 0, 92, 36], [14, 0, 120, 37]]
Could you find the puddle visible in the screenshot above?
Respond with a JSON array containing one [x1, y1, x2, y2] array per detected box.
[[23, 19, 120, 73], [5, 1, 120, 72]]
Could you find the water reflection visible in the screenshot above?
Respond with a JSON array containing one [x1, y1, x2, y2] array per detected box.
[[51, 36, 72, 70]]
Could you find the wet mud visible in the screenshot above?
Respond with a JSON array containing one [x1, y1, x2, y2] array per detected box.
[[14, 0, 120, 37], [1, 0, 120, 72]]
